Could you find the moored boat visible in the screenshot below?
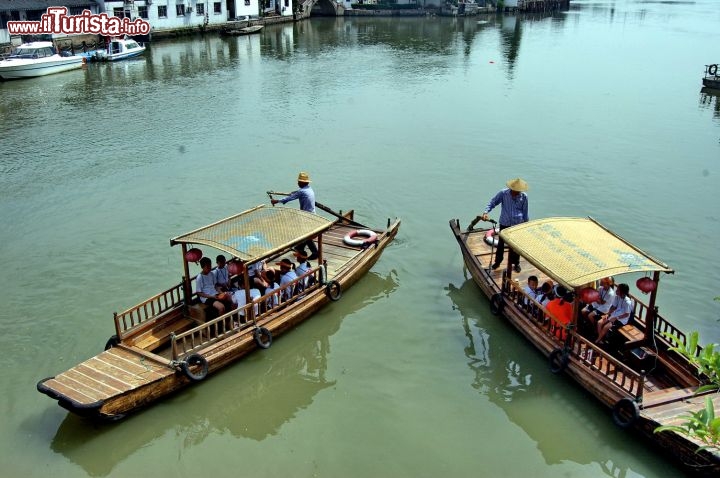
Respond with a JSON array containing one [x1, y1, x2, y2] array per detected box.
[[223, 25, 264, 36], [94, 37, 146, 62], [450, 216, 720, 474], [38, 204, 400, 420], [0, 42, 84, 80], [703, 63, 720, 90]]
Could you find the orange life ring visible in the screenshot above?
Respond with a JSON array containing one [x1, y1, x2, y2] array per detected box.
[[343, 229, 378, 247], [484, 227, 499, 247]]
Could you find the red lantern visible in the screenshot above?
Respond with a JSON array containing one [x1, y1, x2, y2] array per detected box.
[[227, 260, 244, 276], [579, 287, 601, 304], [185, 247, 203, 263], [636, 277, 657, 294]]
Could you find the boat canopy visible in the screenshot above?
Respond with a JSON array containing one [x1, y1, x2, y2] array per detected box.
[[170, 205, 333, 263], [499, 217, 673, 289]]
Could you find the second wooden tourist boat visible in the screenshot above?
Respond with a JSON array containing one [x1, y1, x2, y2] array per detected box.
[[38, 203, 400, 420], [450, 216, 719, 475]]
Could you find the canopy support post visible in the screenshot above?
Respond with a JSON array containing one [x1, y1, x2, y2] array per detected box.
[[181, 243, 192, 304], [644, 271, 660, 342]]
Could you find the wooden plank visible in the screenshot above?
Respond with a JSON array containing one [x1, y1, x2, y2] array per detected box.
[[87, 356, 149, 386], [101, 349, 167, 381], [107, 347, 168, 373], [54, 373, 107, 401], [63, 367, 124, 396], [42, 378, 97, 404], [75, 362, 132, 392]]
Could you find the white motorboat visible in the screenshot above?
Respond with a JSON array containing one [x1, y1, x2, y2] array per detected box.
[[94, 37, 146, 62], [0, 42, 84, 80]]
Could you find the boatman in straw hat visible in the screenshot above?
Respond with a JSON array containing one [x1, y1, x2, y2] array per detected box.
[[271, 172, 319, 259], [468, 178, 529, 273]]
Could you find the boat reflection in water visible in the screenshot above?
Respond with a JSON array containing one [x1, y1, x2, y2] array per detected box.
[[49, 270, 398, 477], [445, 277, 684, 478]]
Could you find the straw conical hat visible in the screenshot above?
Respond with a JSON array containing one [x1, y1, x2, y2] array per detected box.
[[297, 172, 311, 183], [506, 178, 529, 192]]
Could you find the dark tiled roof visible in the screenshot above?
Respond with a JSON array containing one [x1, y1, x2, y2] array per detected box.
[[1, 1, 97, 11]]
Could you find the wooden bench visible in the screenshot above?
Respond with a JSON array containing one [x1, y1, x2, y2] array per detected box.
[[618, 323, 645, 348], [188, 302, 215, 323], [131, 316, 198, 351]]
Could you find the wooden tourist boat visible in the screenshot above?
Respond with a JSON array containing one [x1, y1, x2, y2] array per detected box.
[[449, 216, 720, 474], [702, 63, 720, 90], [38, 204, 400, 420]]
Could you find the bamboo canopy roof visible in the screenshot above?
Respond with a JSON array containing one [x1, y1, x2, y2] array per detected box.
[[499, 217, 673, 288], [170, 205, 333, 263]]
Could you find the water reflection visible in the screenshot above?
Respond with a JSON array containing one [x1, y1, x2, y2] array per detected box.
[[445, 277, 684, 477], [49, 270, 398, 477], [699, 87, 720, 121]]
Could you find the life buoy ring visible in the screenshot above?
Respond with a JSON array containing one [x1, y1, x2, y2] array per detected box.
[[254, 327, 272, 349], [549, 348, 569, 374], [343, 229, 378, 248], [484, 227, 499, 247], [612, 398, 639, 428], [181, 353, 208, 381], [709, 64, 718, 76], [104, 334, 120, 350], [326, 280, 342, 301], [489, 293, 504, 316]]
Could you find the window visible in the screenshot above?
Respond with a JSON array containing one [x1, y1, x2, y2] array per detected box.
[[68, 7, 85, 15], [245, 0, 250, 5], [158, 5, 167, 17], [214, 2, 222, 14], [196, 3, 205, 15], [113, 7, 125, 18], [176, 4, 185, 16], [138, 6, 149, 19], [284, 0, 289, 6]]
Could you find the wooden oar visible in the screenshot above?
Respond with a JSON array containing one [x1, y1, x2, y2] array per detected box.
[[266, 191, 368, 228]]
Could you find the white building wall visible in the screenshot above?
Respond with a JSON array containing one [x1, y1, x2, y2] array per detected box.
[[102, 1, 261, 30]]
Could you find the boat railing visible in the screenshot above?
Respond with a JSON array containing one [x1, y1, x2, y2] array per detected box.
[[629, 293, 702, 359], [114, 280, 188, 340], [170, 267, 325, 360], [505, 280, 644, 398]]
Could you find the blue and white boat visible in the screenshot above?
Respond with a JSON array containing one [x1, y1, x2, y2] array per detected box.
[[94, 37, 146, 62], [0, 42, 84, 80]]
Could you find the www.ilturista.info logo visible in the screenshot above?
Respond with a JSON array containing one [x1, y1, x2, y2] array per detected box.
[[7, 7, 151, 36]]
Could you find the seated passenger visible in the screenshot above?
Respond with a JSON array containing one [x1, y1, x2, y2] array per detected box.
[[596, 283, 633, 344], [214, 254, 231, 292], [277, 258, 298, 300], [536, 279, 555, 306], [294, 249, 313, 289], [263, 269, 281, 309], [581, 277, 615, 326], [545, 287, 574, 340], [196, 257, 233, 316], [248, 260, 268, 294], [232, 287, 261, 321], [523, 275, 539, 304]]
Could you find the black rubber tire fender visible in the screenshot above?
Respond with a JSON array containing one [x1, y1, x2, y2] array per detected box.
[[612, 398, 639, 429], [709, 64, 718, 76], [253, 326, 273, 349], [181, 353, 209, 382], [549, 348, 569, 374], [489, 293, 504, 316], [326, 280, 342, 301], [104, 334, 120, 350]]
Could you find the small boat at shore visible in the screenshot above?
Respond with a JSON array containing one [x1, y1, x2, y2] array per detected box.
[[93, 37, 146, 62], [703, 63, 720, 89], [38, 203, 400, 420], [450, 216, 720, 474], [223, 25, 264, 36], [0, 42, 83, 80]]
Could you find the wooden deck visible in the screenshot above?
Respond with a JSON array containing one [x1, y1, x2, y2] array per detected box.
[[39, 346, 173, 407]]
